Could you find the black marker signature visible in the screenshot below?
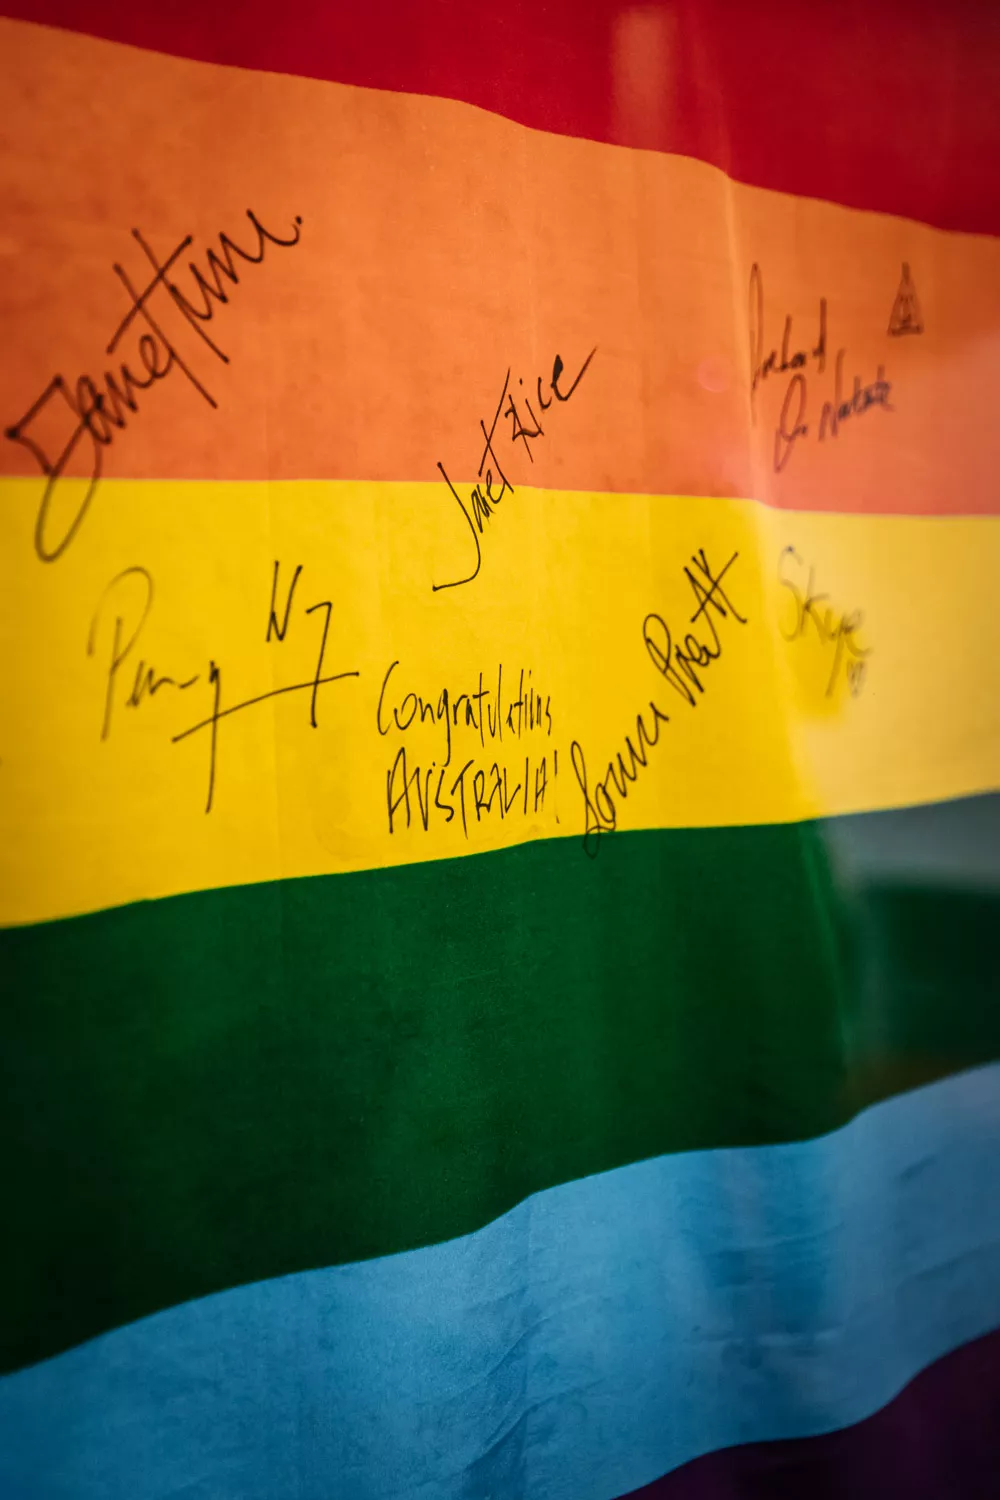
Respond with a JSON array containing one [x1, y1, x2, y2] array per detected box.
[[778, 546, 870, 696], [88, 566, 199, 741], [5, 210, 303, 563], [749, 263, 826, 422], [751, 264, 893, 474], [773, 347, 893, 474], [774, 373, 809, 474], [818, 348, 893, 440], [433, 347, 596, 592], [88, 558, 358, 813], [571, 548, 748, 857], [170, 560, 359, 813]]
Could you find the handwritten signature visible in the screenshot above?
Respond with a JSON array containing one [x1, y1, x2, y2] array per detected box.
[[775, 348, 893, 474], [570, 548, 748, 857], [749, 265, 893, 474], [6, 210, 303, 563], [87, 567, 200, 741], [88, 558, 359, 812], [777, 547, 870, 697], [433, 347, 596, 591], [749, 261, 827, 418]]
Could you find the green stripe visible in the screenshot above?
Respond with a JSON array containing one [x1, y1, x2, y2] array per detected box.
[[3, 800, 999, 1372]]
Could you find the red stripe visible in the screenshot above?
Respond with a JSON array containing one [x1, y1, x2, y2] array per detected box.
[[619, 1326, 1000, 1500], [4, 0, 999, 235]]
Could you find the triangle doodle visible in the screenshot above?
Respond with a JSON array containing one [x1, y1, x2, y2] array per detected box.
[[888, 262, 924, 336]]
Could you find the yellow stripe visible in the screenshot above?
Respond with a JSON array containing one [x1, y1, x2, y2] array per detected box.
[[1, 476, 998, 925]]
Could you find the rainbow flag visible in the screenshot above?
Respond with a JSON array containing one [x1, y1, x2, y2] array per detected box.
[[1, 2, 999, 1495]]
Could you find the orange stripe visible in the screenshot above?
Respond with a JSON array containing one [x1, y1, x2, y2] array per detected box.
[[6, 2, 1000, 236], [1, 18, 998, 521]]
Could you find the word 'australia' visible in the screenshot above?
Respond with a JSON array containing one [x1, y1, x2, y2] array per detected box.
[[387, 749, 559, 837]]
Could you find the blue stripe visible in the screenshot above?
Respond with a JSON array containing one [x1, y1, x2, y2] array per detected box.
[[2, 1066, 999, 1500]]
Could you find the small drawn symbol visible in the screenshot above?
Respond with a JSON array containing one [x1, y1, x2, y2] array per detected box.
[[888, 262, 924, 336]]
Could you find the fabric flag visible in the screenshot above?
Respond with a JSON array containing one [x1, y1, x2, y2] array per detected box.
[[1, 2, 998, 1496]]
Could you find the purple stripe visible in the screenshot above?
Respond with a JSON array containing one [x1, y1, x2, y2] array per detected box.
[[620, 1327, 1000, 1499]]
